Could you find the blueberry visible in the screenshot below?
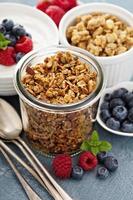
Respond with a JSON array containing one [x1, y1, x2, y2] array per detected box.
[[5, 34, 17, 46], [128, 108, 133, 122], [97, 152, 108, 163], [0, 24, 6, 34], [2, 19, 14, 31], [26, 32, 32, 38], [100, 110, 111, 122], [121, 120, 133, 133], [12, 24, 26, 37], [112, 88, 128, 98], [122, 92, 133, 102], [15, 52, 25, 63], [128, 100, 133, 108], [104, 156, 118, 172], [112, 106, 128, 121], [100, 102, 109, 110], [71, 166, 84, 180], [110, 98, 125, 109], [104, 93, 112, 101], [97, 167, 109, 179], [106, 117, 120, 131]]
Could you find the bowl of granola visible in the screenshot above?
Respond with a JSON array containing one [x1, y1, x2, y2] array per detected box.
[[59, 3, 133, 87], [14, 45, 105, 156]]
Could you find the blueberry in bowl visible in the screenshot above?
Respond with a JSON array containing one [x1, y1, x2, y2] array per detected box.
[[109, 98, 125, 110], [106, 117, 120, 131], [112, 106, 128, 122], [97, 82, 133, 136], [100, 101, 109, 110], [121, 121, 133, 133], [100, 110, 111, 122], [111, 88, 128, 99], [128, 108, 133, 122]]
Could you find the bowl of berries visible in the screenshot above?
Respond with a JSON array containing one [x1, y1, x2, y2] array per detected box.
[[36, 0, 82, 27], [97, 81, 133, 136], [0, 3, 59, 96]]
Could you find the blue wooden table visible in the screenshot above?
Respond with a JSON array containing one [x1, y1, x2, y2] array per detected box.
[[0, 1, 133, 200]]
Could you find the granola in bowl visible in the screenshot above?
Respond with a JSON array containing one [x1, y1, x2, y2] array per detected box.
[[66, 12, 133, 57], [14, 46, 105, 155]]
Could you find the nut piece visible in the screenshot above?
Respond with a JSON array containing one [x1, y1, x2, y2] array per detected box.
[[67, 12, 133, 56]]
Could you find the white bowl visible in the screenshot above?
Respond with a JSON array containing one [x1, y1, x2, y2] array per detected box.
[[59, 3, 133, 87], [0, 3, 59, 96], [97, 81, 133, 137]]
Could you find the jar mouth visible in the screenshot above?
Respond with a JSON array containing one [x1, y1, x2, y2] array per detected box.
[[14, 45, 105, 112]]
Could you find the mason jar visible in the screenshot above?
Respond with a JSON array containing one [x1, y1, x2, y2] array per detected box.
[[14, 46, 105, 156]]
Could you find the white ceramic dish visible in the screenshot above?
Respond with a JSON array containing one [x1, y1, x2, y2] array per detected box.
[[59, 3, 133, 87], [0, 3, 59, 96], [97, 81, 133, 136]]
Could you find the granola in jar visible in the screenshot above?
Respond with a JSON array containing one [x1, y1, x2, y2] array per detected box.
[[22, 51, 97, 104], [66, 12, 133, 56], [15, 47, 104, 155]]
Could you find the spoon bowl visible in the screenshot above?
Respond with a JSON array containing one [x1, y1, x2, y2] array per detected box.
[[0, 98, 22, 139]]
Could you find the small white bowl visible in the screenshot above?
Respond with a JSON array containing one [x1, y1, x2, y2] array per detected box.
[[97, 81, 133, 137], [59, 3, 133, 87]]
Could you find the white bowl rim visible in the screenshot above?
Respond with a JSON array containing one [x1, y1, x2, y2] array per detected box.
[[97, 81, 133, 137], [0, 2, 59, 36], [59, 2, 133, 63]]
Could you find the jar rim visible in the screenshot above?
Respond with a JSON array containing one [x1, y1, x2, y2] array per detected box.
[[14, 45, 105, 112]]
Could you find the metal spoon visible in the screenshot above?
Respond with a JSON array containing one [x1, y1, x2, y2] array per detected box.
[[0, 147, 42, 200], [0, 98, 73, 200]]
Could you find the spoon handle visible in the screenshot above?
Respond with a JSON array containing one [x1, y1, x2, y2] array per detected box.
[[0, 147, 42, 200], [18, 137, 74, 200], [0, 140, 45, 187], [0, 139, 55, 199], [14, 139, 63, 200]]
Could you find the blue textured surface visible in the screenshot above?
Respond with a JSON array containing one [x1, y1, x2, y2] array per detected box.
[[0, 0, 133, 200]]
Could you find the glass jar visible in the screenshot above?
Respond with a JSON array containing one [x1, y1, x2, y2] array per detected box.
[[14, 46, 105, 156]]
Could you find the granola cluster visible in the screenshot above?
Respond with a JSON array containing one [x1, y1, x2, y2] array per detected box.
[[66, 12, 133, 56], [21, 51, 98, 154], [22, 51, 97, 104]]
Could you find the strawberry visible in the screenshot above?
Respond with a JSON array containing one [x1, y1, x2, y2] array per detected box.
[[0, 47, 15, 66], [52, 154, 72, 179], [78, 151, 98, 171], [36, 0, 52, 12], [15, 36, 33, 54], [45, 5, 65, 26]]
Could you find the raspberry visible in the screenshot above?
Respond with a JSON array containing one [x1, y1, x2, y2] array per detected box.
[[15, 36, 33, 54], [66, 0, 78, 11], [52, 154, 72, 179], [36, 0, 52, 12], [78, 151, 98, 171], [51, 0, 70, 11], [45, 5, 65, 26], [0, 47, 15, 66]]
